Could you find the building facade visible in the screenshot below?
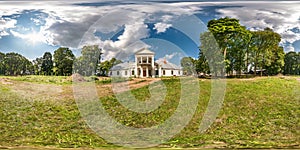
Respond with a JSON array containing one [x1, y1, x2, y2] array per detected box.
[[109, 48, 182, 78]]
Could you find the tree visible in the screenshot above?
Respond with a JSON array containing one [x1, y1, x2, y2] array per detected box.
[[200, 31, 225, 76], [180, 57, 196, 75], [41, 52, 53, 75], [53, 47, 75, 76], [99, 58, 122, 76], [265, 46, 285, 75], [196, 51, 210, 74], [74, 45, 102, 76], [33, 57, 43, 75], [284, 51, 300, 75], [0, 52, 5, 75], [249, 28, 282, 76], [3, 52, 33, 76], [207, 17, 251, 76]]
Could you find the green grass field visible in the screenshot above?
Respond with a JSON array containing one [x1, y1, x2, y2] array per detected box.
[[0, 76, 299, 149]]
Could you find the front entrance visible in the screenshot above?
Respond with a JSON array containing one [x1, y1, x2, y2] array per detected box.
[[143, 70, 146, 77]]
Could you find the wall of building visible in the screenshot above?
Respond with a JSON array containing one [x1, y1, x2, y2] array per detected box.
[[160, 69, 182, 77], [110, 69, 134, 78]]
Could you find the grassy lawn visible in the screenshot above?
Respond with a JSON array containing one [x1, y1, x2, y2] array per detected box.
[[0, 75, 299, 149]]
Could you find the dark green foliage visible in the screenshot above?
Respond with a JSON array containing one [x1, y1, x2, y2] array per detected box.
[[0, 52, 5, 75], [283, 51, 300, 75], [1, 52, 33, 75], [41, 52, 54, 75], [53, 47, 75, 76], [98, 58, 122, 76], [195, 51, 210, 74], [199, 17, 284, 77], [180, 57, 197, 75], [74, 45, 102, 76]]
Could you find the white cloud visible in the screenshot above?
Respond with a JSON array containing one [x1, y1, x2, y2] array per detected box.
[[98, 22, 150, 60], [157, 52, 179, 62], [285, 44, 295, 52], [154, 22, 172, 33], [0, 18, 17, 38], [10, 29, 45, 45], [213, 1, 300, 50]]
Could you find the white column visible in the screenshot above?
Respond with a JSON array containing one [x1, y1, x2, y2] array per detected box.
[[146, 67, 149, 77], [140, 66, 143, 78], [158, 66, 162, 77], [140, 57, 143, 64], [135, 56, 138, 77], [146, 56, 149, 64], [152, 56, 155, 77]]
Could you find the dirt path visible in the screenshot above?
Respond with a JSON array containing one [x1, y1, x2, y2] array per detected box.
[[0, 77, 161, 101]]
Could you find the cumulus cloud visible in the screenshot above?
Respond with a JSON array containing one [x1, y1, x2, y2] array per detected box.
[[98, 22, 150, 60], [0, 18, 17, 38], [10, 29, 46, 45], [285, 44, 295, 52], [213, 1, 300, 50], [157, 52, 179, 61], [153, 22, 172, 33]]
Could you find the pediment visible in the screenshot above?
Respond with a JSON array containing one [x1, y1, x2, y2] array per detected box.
[[135, 48, 155, 55]]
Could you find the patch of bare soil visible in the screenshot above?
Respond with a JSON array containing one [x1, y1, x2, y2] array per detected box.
[[7, 80, 65, 102], [2, 76, 162, 102], [98, 78, 161, 96], [0, 78, 13, 85]]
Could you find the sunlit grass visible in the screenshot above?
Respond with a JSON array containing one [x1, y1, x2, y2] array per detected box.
[[0, 76, 299, 149]]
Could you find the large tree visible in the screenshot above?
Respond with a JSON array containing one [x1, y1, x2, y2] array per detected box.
[[249, 28, 282, 76], [41, 52, 53, 75], [200, 31, 225, 76], [74, 45, 102, 76], [284, 51, 300, 75], [0, 52, 5, 75], [3, 52, 33, 76], [53, 47, 75, 76], [180, 57, 196, 75], [207, 17, 251, 76], [195, 51, 210, 74], [32, 57, 43, 75]]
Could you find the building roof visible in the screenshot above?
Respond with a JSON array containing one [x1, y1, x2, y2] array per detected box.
[[110, 62, 135, 71], [155, 59, 181, 70], [135, 48, 155, 55]]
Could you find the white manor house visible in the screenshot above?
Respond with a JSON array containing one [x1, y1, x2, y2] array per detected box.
[[109, 48, 183, 78]]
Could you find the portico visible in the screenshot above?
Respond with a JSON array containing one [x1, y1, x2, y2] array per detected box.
[[134, 48, 155, 78]]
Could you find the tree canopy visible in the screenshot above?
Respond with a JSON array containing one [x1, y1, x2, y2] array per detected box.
[[74, 45, 102, 76], [53, 47, 75, 76], [198, 17, 285, 77], [0, 52, 33, 76]]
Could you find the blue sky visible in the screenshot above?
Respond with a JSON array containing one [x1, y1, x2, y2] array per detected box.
[[1, 1, 300, 64]]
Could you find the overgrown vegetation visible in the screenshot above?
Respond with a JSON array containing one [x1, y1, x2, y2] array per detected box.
[[0, 76, 299, 149]]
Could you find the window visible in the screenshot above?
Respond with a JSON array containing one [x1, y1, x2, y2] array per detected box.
[[163, 70, 165, 75], [171, 70, 173, 75], [132, 70, 134, 75], [117, 71, 119, 75], [125, 71, 127, 75]]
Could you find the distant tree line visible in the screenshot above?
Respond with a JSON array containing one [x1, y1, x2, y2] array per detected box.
[[0, 45, 121, 76], [181, 17, 300, 77]]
